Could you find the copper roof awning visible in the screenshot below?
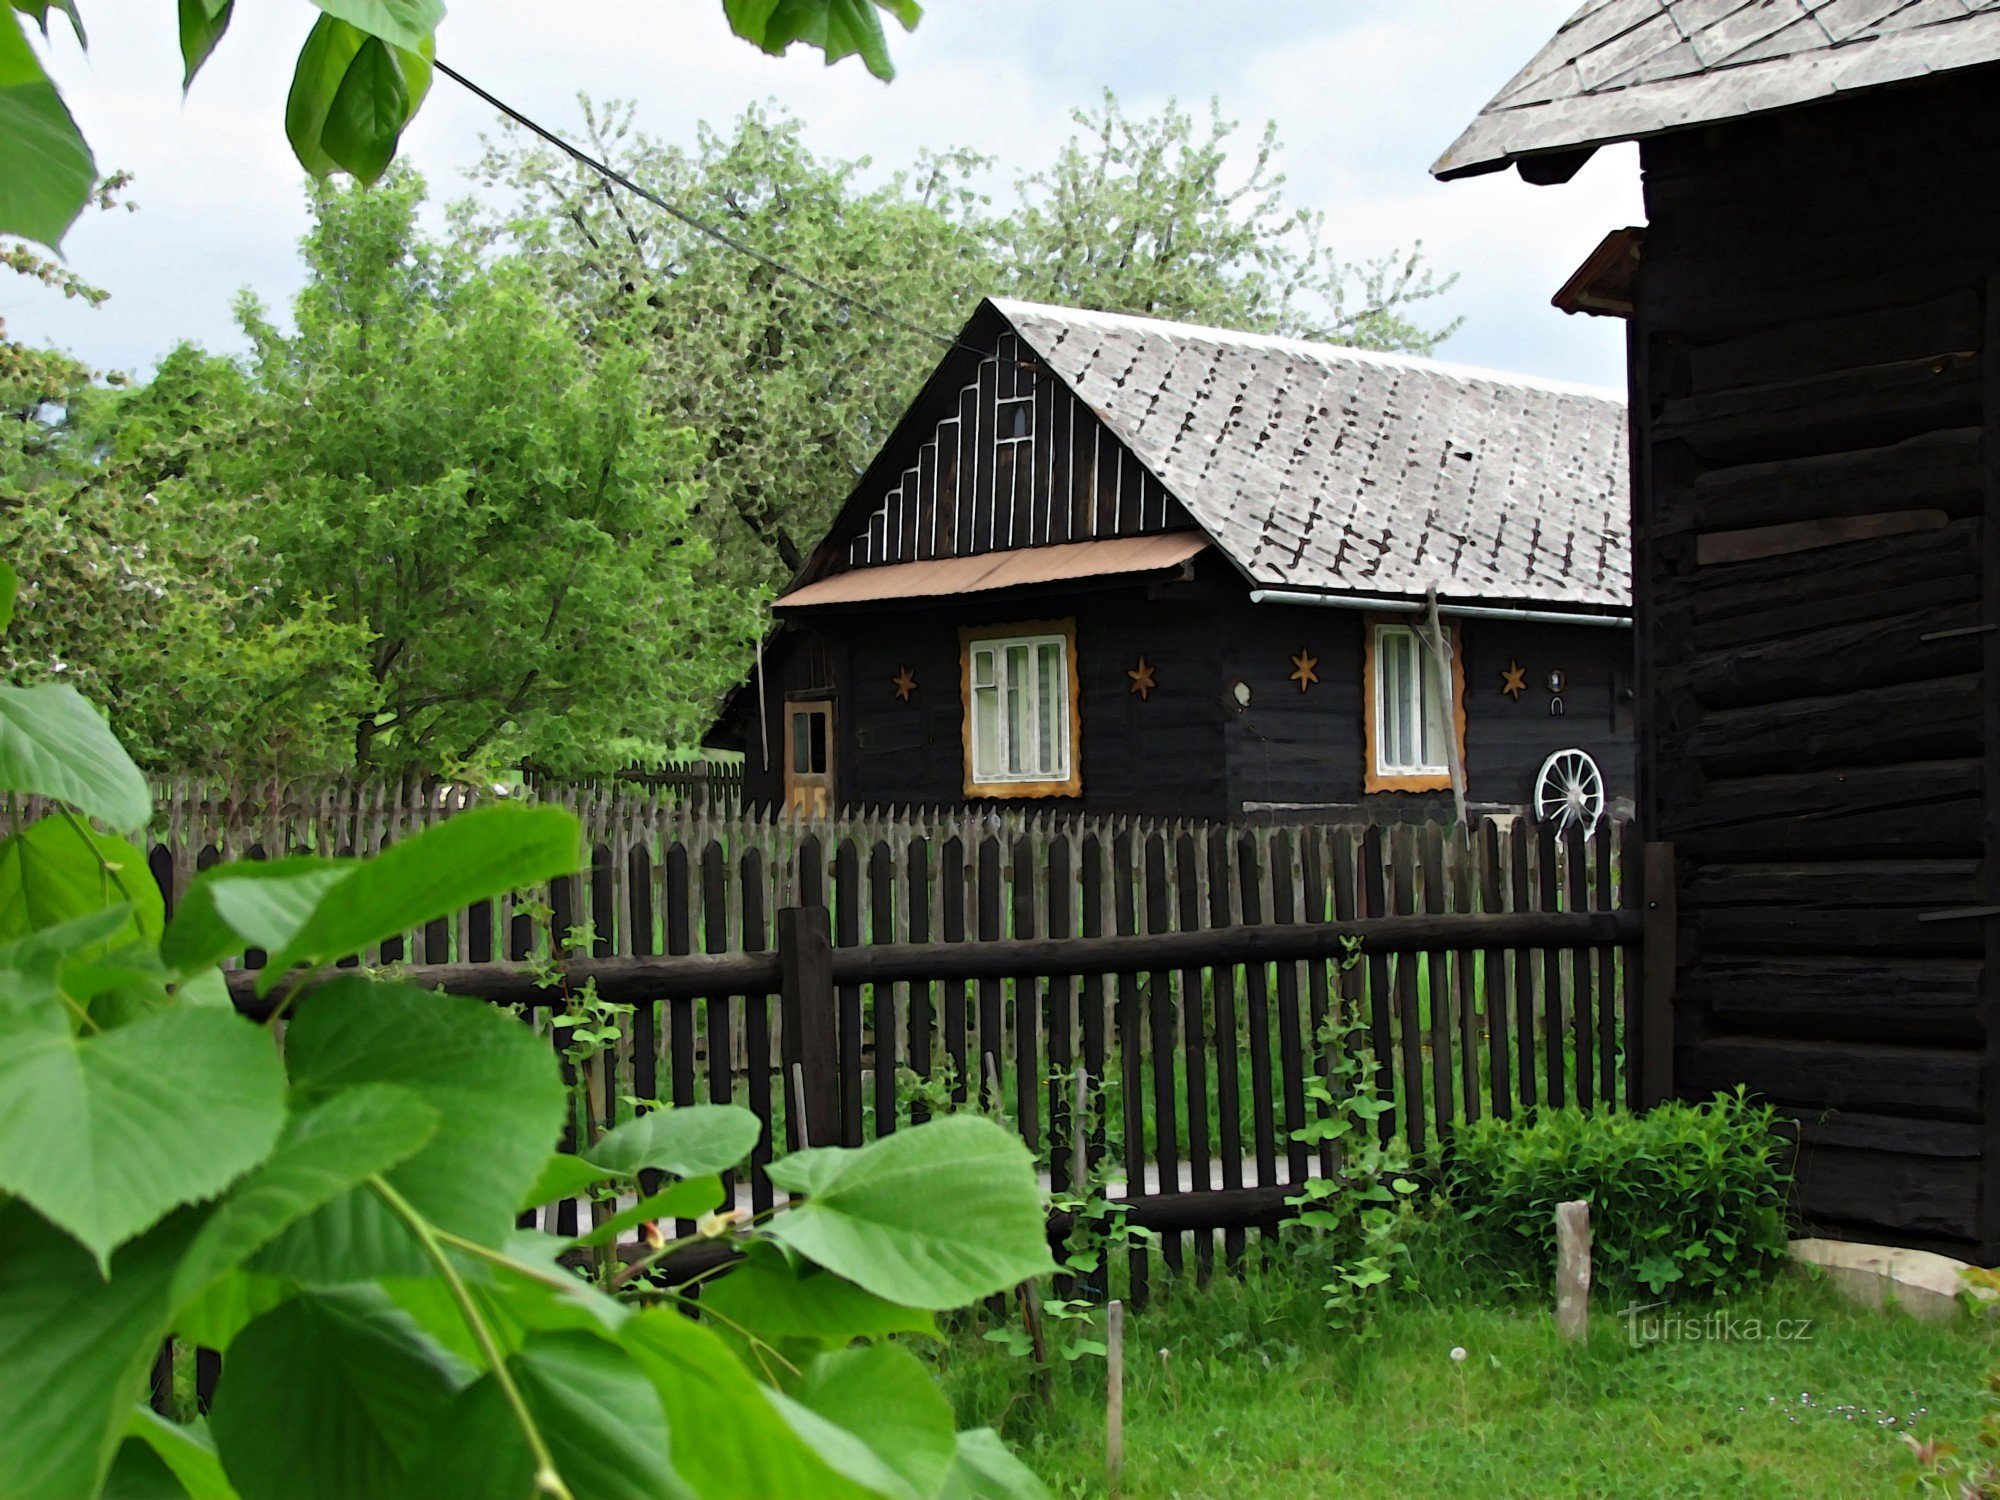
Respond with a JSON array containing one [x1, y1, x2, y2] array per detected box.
[[773, 532, 1210, 610]]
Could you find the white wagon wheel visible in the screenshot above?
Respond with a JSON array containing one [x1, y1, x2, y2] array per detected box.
[[1534, 748, 1605, 837]]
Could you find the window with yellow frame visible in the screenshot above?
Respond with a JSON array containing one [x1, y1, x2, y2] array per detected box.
[[1363, 618, 1466, 794], [959, 618, 1083, 798]]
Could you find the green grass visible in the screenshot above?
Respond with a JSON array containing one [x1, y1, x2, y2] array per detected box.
[[930, 1271, 2000, 1498]]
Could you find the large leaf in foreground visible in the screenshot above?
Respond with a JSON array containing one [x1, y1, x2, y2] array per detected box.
[[585, 1104, 761, 1180], [121, 1408, 241, 1500], [619, 1308, 879, 1500], [0, 681, 149, 831], [208, 1289, 467, 1500], [940, 1430, 1052, 1500], [406, 1331, 687, 1500], [701, 1242, 935, 1351], [258, 980, 564, 1279], [172, 1084, 440, 1310], [765, 1116, 1054, 1308], [160, 857, 349, 975], [255, 804, 579, 990], [0, 1205, 203, 1500], [0, 1003, 287, 1267], [0, 817, 162, 952], [0, 11, 95, 250], [792, 1343, 957, 1500]]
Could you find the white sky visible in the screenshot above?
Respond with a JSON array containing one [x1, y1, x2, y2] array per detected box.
[[9, 1, 1637, 387]]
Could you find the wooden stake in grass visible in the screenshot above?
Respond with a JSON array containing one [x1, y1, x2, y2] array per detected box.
[[1556, 1199, 1591, 1343], [1106, 1298, 1125, 1496]]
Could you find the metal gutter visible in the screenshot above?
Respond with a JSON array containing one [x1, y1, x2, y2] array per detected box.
[[1247, 588, 1632, 629]]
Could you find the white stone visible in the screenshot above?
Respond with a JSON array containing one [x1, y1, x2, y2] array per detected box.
[[1789, 1238, 2000, 1324]]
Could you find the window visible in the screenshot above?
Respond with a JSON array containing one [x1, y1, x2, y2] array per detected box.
[[1365, 620, 1464, 793], [961, 619, 1081, 797]]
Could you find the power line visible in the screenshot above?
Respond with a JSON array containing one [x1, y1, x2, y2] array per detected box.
[[433, 59, 969, 355]]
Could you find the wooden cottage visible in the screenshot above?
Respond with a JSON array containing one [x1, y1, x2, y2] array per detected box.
[[1438, 1, 2000, 1255], [706, 299, 1634, 825]]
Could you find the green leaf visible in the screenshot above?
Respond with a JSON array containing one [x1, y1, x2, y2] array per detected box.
[[567, 1175, 723, 1251], [940, 1429, 1052, 1500], [0, 681, 150, 831], [172, 1269, 296, 1352], [310, 0, 442, 51], [176, 0, 232, 89], [520, 1152, 609, 1211], [320, 35, 411, 181], [701, 1242, 935, 1350], [256, 805, 579, 991], [0, 8, 94, 248], [618, 1308, 880, 1500], [208, 1289, 469, 1500], [0, 557, 16, 633], [764, 1116, 1055, 1308], [407, 1330, 688, 1500], [584, 1104, 761, 1180], [12, 0, 86, 46], [723, 0, 917, 79], [0, 816, 161, 954], [0, 1204, 204, 1500], [792, 1343, 957, 1500], [0, 1001, 286, 1268], [124, 1409, 241, 1500], [284, 13, 431, 183], [257, 979, 564, 1280], [172, 1084, 440, 1311], [160, 856, 348, 975]]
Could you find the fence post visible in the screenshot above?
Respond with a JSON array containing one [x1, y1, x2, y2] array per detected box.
[[778, 905, 840, 1150], [1637, 841, 1677, 1109]]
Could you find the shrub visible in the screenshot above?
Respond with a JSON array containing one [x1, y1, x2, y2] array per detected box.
[[1446, 1089, 1792, 1297]]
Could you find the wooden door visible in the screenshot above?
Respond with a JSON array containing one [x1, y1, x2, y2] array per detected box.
[[784, 700, 835, 818]]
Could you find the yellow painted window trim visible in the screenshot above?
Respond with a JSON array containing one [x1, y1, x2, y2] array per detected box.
[[959, 618, 1084, 800]]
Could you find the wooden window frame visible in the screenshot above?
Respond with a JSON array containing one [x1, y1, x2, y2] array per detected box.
[[1362, 616, 1467, 795], [959, 617, 1083, 799]]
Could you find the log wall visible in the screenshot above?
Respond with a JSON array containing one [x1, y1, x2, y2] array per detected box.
[[1631, 70, 2000, 1253]]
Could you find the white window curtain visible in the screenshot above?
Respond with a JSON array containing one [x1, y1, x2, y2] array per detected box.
[[968, 633, 1070, 783]]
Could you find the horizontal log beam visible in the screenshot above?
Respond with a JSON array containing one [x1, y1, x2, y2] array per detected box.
[[227, 908, 1638, 1014]]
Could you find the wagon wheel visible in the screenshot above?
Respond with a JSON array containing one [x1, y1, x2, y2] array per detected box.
[[1533, 748, 1605, 837]]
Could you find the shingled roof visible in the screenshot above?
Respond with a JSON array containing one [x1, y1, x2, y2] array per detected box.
[[1435, 0, 2000, 179], [991, 299, 1631, 610]]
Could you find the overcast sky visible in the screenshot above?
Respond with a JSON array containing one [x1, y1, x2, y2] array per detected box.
[[9, 1, 1637, 388]]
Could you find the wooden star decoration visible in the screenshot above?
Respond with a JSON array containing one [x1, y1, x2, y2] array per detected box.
[[1126, 655, 1157, 700], [891, 665, 917, 702], [1289, 647, 1319, 693], [1501, 660, 1527, 700]]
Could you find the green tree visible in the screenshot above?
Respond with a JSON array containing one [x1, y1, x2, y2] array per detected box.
[[222, 171, 743, 775], [464, 102, 992, 580], [1, 344, 377, 780], [1001, 92, 1460, 351]]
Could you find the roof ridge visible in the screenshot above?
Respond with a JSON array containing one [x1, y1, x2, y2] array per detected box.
[[987, 297, 1628, 403]]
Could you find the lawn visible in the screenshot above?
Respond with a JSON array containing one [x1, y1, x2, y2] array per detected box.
[[931, 1270, 2000, 1498]]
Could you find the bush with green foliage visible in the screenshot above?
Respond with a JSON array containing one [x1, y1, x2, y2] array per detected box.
[[1446, 1090, 1793, 1298], [0, 559, 1054, 1500]]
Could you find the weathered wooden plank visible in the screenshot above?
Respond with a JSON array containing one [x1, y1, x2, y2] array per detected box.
[[835, 839, 864, 1145], [1236, 834, 1280, 1192], [1688, 290, 1982, 394], [1680, 1036, 1981, 1119], [1671, 674, 1981, 776], [1113, 830, 1149, 1304], [1656, 428, 1982, 538], [1270, 829, 1310, 1184], [1792, 1147, 1980, 1243], [1208, 832, 1245, 1265], [1693, 957, 1981, 1044], [1659, 760, 1982, 861], [1653, 351, 1981, 460], [871, 841, 900, 1139], [1144, 835, 1182, 1273]]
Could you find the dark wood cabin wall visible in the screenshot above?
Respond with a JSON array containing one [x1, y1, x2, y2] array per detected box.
[[1221, 609, 1635, 817], [1632, 70, 2000, 1254], [838, 330, 1191, 571], [820, 568, 1232, 818]]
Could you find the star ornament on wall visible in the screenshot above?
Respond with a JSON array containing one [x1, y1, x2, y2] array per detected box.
[[1501, 660, 1528, 700], [1289, 648, 1319, 693], [891, 666, 917, 702], [1127, 655, 1157, 700]]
